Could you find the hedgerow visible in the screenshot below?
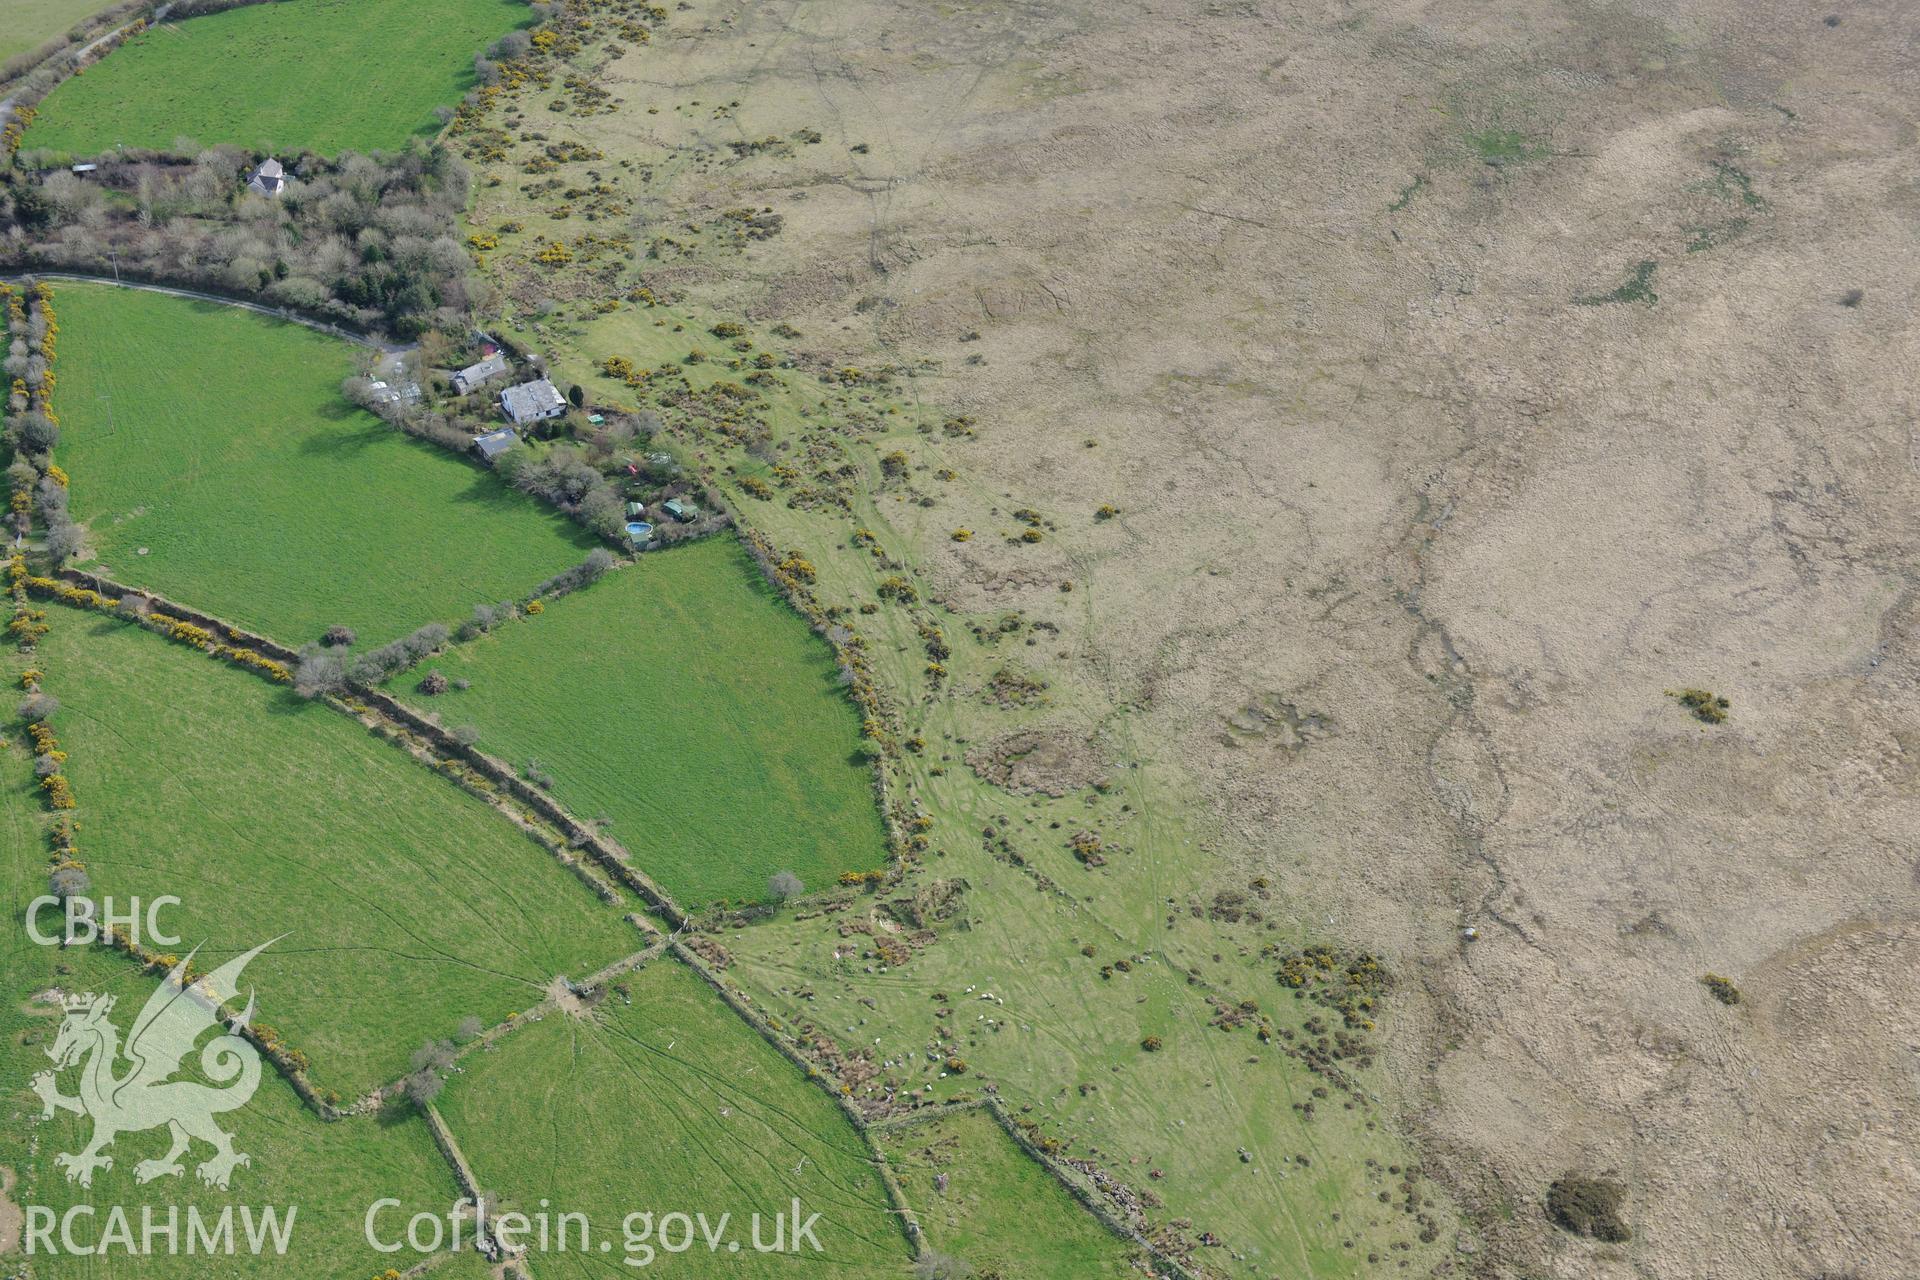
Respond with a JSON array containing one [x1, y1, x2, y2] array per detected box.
[[21, 573, 291, 683]]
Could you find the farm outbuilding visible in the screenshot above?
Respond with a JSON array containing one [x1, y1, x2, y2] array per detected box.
[[663, 498, 699, 522], [500, 378, 567, 426], [471, 428, 517, 462]]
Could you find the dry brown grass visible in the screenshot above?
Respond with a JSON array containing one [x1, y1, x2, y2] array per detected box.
[[503, 0, 1920, 1273]]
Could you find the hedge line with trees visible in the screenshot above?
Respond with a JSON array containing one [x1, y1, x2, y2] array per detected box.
[[3, 280, 66, 552], [21, 565, 294, 682]]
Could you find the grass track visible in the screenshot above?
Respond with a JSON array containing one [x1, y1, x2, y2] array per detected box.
[[22, 611, 637, 1097], [25, 0, 529, 156], [386, 536, 889, 908], [53, 283, 594, 649], [434, 959, 910, 1277], [0, 0, 117, 63]]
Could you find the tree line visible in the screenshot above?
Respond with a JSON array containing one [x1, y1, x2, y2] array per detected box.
[[1, 142, 484, 337]]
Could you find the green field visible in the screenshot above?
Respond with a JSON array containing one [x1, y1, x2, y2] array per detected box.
[[0, 954, 465, 1280], [0, 0, 117, 64], [24, 0, 528, 156], [434, 959, 910, 1277], [385, 536, 888, 907], [54, 284, 595, 649], [878, 1108, 1140, 1278], [19, 612, 638, 1097], [1, 746, 464, 1280]]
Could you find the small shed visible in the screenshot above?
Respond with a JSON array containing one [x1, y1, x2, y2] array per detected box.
[[70, 163, 98, 176], [501, 378, 567, 427], [246, 158, 286, 198], [471, 428, 518, 462], [663, 497, 699, 523], [625, 501, 647, 519], [452, 351, 508, 395]]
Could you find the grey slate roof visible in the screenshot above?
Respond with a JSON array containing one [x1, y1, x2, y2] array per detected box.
[[471, 428, 518, 460], [453, 352, 508, 393], [500, 378, 566, 424], [246, 158, 286, 197]]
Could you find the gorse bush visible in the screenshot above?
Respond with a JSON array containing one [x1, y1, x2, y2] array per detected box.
[[1670, 687, 1729, 724], [1546, 1174, 1629, 1242], [1701, 973, 1741, 1005]]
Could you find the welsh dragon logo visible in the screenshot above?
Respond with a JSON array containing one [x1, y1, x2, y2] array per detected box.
[[30, 940, 275, 1190]]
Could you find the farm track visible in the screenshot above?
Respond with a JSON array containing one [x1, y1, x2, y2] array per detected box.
[[0, 3, 172, 121]]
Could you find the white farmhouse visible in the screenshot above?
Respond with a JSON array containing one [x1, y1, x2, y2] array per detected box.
[[500, 378, 567, 426], [246, 158, 287, 197]]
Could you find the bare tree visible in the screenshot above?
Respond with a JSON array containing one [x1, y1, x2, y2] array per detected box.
[[413, 1039, 456, 1072], [403, 1068, 445, 1107], [404, 1038, 457, 1108], [49, 866, 90, 900], [11, 411, 58, 455], [293, 648, 347, 699], [769, 871, 805, 901], [18, 692, 58, 722], [44, 519, 83, 564]]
